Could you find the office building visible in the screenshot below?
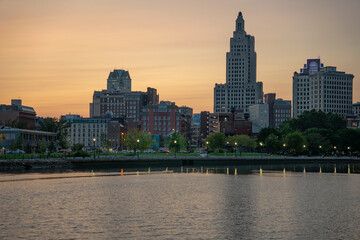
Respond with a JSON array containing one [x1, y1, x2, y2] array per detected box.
[[264, 93, 291, 127], [214, 12, 263, 113], [293, 59, 353, 118]]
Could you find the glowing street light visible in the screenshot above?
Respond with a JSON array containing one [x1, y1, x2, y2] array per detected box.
[[93, 138, 96, 159]]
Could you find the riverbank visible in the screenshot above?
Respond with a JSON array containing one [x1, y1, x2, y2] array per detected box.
[[0, 155, 359, 171]]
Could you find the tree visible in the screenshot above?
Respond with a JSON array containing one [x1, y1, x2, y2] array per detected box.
[[168, 132, 187, 154], [15, 135, 24, 150], [283, 131, 307, 155], [100, 132, 110, 150], [336, 128, 360, 153], [205, 132, 226, 152], [264, 133, 281, 153], [257, 128, 280, 143], [39, 139, 47, 153], [71, 143, 89, 157], [227, 134, 257, 151], [25, 143, 32, 154], [304, 128, 332, 155], [39, 117, 71, 149], [125, 128, 153, 155]]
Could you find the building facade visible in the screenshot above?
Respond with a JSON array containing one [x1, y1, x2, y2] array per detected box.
[[140, 101, 192, 141], [0, 99, 36, 130], [293, 59, 353, 118], [208, 111, 252, 135], [0, 126, 57, 150], [214, 12, 263, 113], [249, 103, 269, 133], [63, 115, 110, 150], [90, 70, 159, 123], [353, 102, 360, 117], [273, 99, 291, 127]]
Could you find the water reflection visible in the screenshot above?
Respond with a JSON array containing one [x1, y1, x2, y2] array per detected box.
[[1, 167, 360, 239]]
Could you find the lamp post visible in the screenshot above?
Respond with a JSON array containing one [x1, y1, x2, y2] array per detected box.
[[283, 143, 286, 155], [174, 140, 177, 158], [259, 142, 263, 157], [235, 142, 238, 157], [206, 141, 209, 158], [136, 139, 140, 158], [93, 138, 96, 159]]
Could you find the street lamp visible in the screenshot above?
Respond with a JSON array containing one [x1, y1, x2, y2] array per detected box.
[[136, 139, 140, 157], [174, 140, 177, 158], [206, 141, 209, 158], [93, 138, 96, 159], [235, 142, 238, 157]]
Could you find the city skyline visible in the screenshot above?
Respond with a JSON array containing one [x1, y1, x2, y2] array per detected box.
[[1, 0, 359, 118]]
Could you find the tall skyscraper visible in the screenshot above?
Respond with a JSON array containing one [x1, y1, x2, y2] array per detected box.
[[293, 58, 354, 118], [214, 12, 263, 113]]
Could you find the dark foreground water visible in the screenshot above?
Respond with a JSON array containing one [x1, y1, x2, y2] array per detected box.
[[1, 169, 360, 239]]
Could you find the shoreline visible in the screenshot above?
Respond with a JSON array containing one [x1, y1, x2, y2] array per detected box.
[[1, 156, 359, 172]]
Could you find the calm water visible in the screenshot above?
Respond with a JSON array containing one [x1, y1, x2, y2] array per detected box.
[[1, 170, 360, 239]]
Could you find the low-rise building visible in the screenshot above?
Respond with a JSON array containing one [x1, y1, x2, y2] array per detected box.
[[140, 101, 192, 142], [0, 126, 57, 151], [0, 99, 36, 130], [63, 115, 110, 151]]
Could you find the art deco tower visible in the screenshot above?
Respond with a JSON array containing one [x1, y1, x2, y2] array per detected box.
[[214, 12, 263, 113]]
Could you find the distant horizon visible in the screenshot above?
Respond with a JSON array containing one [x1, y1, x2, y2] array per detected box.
[[1, 0, 359, 118]]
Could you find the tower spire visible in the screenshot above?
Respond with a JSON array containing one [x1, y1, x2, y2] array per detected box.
[[236, 12, 245, 32]]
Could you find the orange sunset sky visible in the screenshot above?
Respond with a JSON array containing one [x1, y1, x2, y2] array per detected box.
[[0, 0, 359, 118]]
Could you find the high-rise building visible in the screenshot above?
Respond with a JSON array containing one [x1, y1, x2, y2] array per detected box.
[[107, 69, 131, 93], [90, 70, 159, 122], [214, 12, 263, 113], [293, 59, 354, 118]]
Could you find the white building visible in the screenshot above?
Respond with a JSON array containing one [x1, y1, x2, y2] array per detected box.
[[293, 59, 353, 118], [249, 103, 269, 133], [63, 115, 109, 150], [214, 12, 263, 113]]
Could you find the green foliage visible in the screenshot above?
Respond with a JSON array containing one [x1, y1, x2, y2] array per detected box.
[[227, 134, 257, 149], [48, 142, 56, 153], [39, 139, 47, 153], [100, 133, 110, 149], [15, 135, 24, 150], [125, 128, 154, 154], [71, 144, 89, 157], [39, 117, 71, 149], [257, 128, 280, 143], [205, 132, 226, 152], [25, 143, 32, 154], [264, 133, 281, 153], [168, 132, 187, 153], [336, 128, 360, 152], [283, 131, 307, 155], [72, 143, 84, 152], [279, 110, 346, 133]]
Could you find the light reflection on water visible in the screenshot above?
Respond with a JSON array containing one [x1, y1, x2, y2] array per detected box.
[[0, 170, 360, 239]]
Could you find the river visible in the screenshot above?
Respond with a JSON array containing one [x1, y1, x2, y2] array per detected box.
[[0, 167, 360, 239]]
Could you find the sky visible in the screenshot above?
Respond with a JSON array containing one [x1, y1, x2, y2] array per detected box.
[[0, 0, 359, 118]]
